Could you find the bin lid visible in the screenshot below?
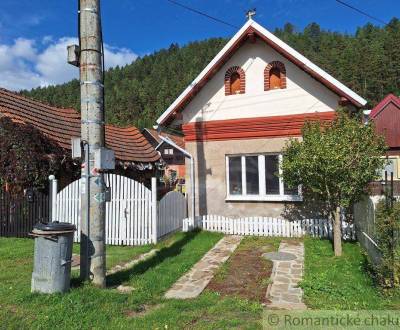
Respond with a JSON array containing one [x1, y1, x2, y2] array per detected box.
[[33, 221, 76, 232]]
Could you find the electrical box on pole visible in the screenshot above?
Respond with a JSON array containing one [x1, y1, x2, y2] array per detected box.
[[94, 148, 115, 170], [67, 45, 80, 67], [71, 137, 82, 159]]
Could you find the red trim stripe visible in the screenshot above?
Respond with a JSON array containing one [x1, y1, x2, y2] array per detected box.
[[182, 112, 335, 142]]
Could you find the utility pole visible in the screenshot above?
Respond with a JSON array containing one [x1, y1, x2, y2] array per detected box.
[[79, 0, 106, 287]]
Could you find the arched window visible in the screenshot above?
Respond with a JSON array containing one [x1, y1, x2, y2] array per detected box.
[[230, 72, 241, 94], [264, 61, 287, 91], [225, 66, 245, 95]]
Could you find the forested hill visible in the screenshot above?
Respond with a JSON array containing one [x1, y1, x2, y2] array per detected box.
[[21, 19, 400, 128]]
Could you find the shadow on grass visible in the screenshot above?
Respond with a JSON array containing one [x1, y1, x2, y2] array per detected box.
[[106, 230, 200, 287], [70, 276, 84, 288]]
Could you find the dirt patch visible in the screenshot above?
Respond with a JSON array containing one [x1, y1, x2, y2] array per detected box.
[[124, 304, 163, 318], [206, 238, 277, 303]]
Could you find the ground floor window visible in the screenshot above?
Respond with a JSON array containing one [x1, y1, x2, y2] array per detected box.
[[226, 154, 301, 201]]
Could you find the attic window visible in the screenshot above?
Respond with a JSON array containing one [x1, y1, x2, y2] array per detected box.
[[225, 66, 245, 95], [270, 68, 282, 89], [230, 72, 241, 94], [264, 61, 287, 91]]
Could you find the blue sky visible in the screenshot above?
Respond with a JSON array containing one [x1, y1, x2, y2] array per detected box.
[[0, 0, 397, 90]]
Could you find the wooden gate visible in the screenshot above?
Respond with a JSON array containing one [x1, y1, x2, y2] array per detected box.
[[0, 189, 49, 237], [54, 174, 156, 245], [158, 191, 187, 238]]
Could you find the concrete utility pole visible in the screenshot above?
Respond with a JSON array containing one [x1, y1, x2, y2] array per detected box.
[[79, 0, 106, 287]]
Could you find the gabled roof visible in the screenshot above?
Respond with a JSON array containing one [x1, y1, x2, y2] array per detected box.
[[157, 19, 367, 126], [0, 88, 160, 164], [370, 93, 400, 119], [143, 128, 185, 149]]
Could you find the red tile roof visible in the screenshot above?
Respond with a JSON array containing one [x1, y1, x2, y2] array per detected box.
[[0, 88, 160, 163]]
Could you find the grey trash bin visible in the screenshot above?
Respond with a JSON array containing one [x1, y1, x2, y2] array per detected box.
[[31, 222, 76, 294]]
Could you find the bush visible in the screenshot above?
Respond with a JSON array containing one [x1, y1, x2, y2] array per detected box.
[[0, 117, 77, 194], [374, 200, 400, 289]]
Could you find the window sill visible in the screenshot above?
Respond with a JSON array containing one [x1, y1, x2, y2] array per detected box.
[[225, 195, 303, 202]]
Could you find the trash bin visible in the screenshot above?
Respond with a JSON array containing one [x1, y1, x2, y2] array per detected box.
[[31, 222, 76, 294]]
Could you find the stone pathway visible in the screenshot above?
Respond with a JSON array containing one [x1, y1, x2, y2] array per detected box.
[[107, 249, 158, 276], [71, 249, 158, 275], [165, 235, 243, 299], [265, 241, 307, 310]]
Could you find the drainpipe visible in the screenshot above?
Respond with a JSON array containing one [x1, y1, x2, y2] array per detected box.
[[158, 136, 195, 223]]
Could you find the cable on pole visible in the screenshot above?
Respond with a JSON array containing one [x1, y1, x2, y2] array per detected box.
[[166, 0, 239, 29], [335, 0, 389, 26]]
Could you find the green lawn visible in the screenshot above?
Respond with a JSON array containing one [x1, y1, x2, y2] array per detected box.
[[2, 234, 398, 329], [0, 232, 265, 329], [301, 238, 400, 309]]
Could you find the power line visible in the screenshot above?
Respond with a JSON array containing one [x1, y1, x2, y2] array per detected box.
[[166, 0, 239, 29], [335, 0, 389, 26]]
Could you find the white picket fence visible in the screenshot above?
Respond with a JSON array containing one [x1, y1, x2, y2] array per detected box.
[[183, 215, 356, 240], [158, 191, 187, 238], [51, 174, 187, 245]]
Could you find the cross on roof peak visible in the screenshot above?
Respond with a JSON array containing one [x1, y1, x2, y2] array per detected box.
[[246, 8, 256, 20]]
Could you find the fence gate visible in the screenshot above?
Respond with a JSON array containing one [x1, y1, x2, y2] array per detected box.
[[158, 191, 187, 238], [0, 189, 49, 237], [54, 174, 156, 245]]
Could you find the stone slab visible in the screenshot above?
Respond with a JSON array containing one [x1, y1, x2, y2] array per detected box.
[[165, 235, 242, 299]]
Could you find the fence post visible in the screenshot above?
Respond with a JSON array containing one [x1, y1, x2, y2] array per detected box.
[[49, 175, 58, 222], [151, 177, 157, 244]]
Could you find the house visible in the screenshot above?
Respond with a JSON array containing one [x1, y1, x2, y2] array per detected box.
[[0, 88, 161, 188], [367, 94, 400, 196], [156, 19, 366, 219], [142, 128, 186, 184]]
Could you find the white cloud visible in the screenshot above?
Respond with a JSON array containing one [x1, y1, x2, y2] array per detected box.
[[0, 37, 138, 91]]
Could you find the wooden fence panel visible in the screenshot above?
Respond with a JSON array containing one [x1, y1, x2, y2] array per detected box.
[[158, 191, 187, 238], [0, 189, 49, 238], [55, 174, 155, 245], [183, 215, 355, 240]]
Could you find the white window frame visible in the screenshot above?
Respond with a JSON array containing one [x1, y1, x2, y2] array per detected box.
[[225, 154, 302, 202], [164, 148, 174, 155]]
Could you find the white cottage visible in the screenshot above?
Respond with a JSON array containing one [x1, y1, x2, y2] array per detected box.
[[156, 19, 366, 219]]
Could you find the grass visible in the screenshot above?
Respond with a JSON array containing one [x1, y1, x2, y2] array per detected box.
[[4, 234, 398, 328], [301, 238, 400, 309], [0, 231, 267, 329], [72, 233, 179, 271]]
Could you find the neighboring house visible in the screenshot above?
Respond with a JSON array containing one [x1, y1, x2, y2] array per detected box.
[[156, 19, 366, 218], [142, 128, 186, 191], [368, 94, 400, 196], [0, 88, 161, 188], [143, 128, 186, 179]]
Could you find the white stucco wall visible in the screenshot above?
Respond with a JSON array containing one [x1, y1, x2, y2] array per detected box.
[[182, 39, 341, 124]]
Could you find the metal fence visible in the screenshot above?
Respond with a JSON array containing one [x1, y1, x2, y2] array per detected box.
[[353, 195, 383, 265]]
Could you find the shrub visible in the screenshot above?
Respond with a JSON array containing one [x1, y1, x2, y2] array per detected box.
[[374, 200, 400, 289], [0, 117, 77, 194]]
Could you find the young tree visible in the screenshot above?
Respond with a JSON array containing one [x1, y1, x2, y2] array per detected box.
[[282, 110, 386, 256]]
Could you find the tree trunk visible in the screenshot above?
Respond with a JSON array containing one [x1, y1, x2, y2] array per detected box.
[[333, 206, 342, 256]]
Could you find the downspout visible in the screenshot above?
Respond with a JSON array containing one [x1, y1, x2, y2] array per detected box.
[[158, 136, 195, 222]]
